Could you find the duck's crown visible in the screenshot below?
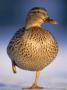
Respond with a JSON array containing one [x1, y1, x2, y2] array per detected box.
[[29, 7, 48, 17]]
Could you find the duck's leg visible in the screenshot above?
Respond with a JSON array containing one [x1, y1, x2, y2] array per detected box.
[[29, 71, 43, 89], [23, 71, 43, 89], [12, 61, 16, 73]]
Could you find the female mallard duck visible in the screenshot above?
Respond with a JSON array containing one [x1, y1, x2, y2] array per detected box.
[[7, 7, 58, 89]]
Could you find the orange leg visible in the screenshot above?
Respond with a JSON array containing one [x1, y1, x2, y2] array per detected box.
[[12, 61, 16, 73], [23, 71, 43, 89]]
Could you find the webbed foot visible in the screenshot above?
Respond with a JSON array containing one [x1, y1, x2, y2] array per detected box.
[[22, 83, 43, 89], [12, 61, 16, 73]]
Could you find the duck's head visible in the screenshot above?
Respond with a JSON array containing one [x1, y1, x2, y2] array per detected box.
[[25, 7, 58, 29]]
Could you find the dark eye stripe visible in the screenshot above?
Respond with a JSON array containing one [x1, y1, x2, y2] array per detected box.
[[30, 10, 48, 16]]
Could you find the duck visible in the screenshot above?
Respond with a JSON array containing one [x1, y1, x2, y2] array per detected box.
[[7, 7, 58, 89]]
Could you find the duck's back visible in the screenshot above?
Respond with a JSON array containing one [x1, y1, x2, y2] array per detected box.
[[7, 27, 58, 71]]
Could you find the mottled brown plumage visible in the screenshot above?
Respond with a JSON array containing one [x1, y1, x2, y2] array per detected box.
[[7, 7, 58, 88], [7, 27, 58, 71]]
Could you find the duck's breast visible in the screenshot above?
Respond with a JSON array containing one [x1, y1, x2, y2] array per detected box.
[[7, 27, 58, 71]]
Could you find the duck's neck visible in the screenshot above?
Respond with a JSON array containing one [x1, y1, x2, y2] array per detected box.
[[25, 16, 44, 29], [25, 23, 41, 29]]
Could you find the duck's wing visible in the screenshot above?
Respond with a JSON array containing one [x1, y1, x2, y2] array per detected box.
[[7, 27, 25, 74]]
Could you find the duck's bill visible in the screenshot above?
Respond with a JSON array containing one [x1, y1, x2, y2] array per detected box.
[[46, 17, 58, 24]]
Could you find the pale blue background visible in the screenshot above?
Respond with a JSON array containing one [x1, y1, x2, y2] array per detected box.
[[0, 0, 67, 89]]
